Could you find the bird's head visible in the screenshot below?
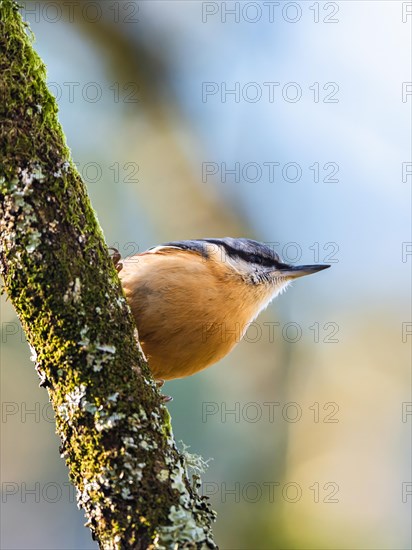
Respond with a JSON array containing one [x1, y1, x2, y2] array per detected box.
[[157, 237, 330, 295]]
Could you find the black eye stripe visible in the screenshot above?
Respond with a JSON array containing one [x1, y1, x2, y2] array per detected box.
[[237, 252, 278, 267], [203, 239, 281, 268], [155, 238, 283, 268]]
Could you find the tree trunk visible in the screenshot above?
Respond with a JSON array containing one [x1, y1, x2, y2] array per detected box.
[[0, 1, 217, 548]]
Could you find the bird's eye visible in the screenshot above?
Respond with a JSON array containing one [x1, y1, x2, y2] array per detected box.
[[248, 254, 276, 267], [249, 254, 262, 264]]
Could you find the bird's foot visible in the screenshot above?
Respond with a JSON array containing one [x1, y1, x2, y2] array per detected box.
[[156, 379, 172, 402], [109, 247, 123, 272]]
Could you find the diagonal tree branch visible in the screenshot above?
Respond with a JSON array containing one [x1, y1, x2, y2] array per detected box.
[[0, 1, 217, 548]]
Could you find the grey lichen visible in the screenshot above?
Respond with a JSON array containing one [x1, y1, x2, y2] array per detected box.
[[0, 1, 217, 548], [159, 505, 213, 547], [181, 443, 213, 477]]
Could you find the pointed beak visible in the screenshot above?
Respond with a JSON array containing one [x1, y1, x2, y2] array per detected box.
[[278, 264, 331, 279]]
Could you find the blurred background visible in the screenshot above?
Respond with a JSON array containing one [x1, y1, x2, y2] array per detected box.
[[1, 1, 411, 548]]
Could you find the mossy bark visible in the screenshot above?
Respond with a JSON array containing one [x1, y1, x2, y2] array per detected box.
[[0, 1, 217, 548]]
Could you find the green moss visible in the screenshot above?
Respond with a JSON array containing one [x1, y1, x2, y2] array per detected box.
[[0, 1, 216, 547]]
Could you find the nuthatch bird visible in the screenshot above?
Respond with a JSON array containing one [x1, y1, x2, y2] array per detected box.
[[114, 238, 330, 381]]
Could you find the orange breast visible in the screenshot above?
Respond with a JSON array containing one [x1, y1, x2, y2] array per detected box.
[[119, 250, 273, 380]]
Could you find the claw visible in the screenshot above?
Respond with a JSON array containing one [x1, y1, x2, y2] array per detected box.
[[156, 379, 172, 402], [109, 247, 123, 272]]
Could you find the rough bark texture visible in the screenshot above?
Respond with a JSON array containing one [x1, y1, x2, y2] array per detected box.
[[0, 1, 217, 548]]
